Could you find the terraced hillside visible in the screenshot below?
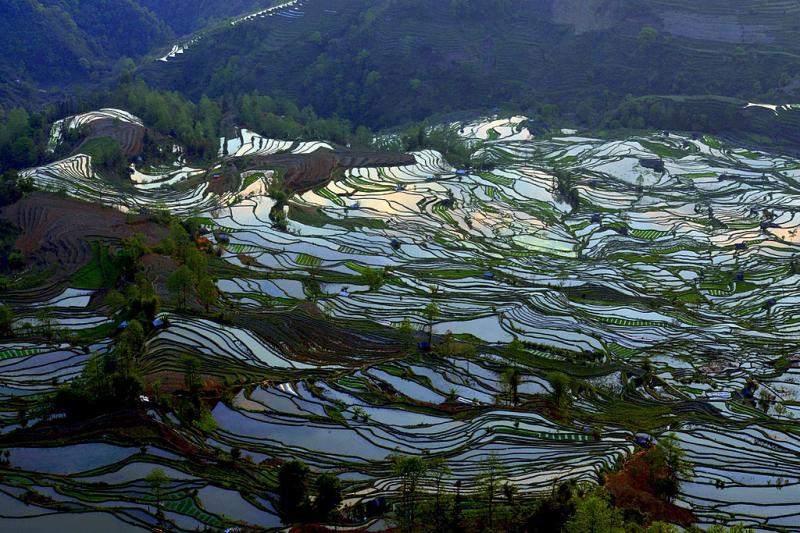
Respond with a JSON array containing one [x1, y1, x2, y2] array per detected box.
[[2, 110, 800, 530]]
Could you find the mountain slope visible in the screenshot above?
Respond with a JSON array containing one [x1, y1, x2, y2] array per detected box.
[[141, 0, 800, 128], [0, 0, 276, 106]]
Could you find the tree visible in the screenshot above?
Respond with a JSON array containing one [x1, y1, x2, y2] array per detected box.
[[362, 267, 385, 291], [478, 454, 505, 531], [230, 446, 241, 462], [547, 371, 572, 409], [197, 276, 218, 312], [502, 367, 523, 406], [0, 304, 13, 336], [398, 317, 416, 346], [638, 26, 660, 50], [116, 319, 145, 368], [565, 493, 625, 533], [146, 468, 169, 522], [167, 265, 194, 309], [8, 250, 24, 270], [505, 338, 526, 361], [392, 455, 428, 533], [647, 523, 679, 533], [179, 354, 201, 392], [167, 221, 191, 260], [278, 460, 310, 522], [525, 482, 576, 533], [424, 301, 440, 345], [313, 473, 342, 521], [646, 432, 690, 501]]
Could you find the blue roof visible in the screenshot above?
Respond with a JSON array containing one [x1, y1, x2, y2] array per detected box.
[[456, 170, 467, 175], [118, 321, 129, 329], [483, 272, 494, 279], [152, 319, 165, 328]]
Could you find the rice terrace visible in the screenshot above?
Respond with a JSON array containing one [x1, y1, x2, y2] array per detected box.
[[1, 1, 800, 532]]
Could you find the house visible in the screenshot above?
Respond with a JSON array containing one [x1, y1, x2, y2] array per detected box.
[[390, 239, 402, 250]]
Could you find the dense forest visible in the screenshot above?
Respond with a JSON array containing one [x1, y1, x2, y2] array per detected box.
[[0, 0, 277, 106], [141, 0, 800, 130]]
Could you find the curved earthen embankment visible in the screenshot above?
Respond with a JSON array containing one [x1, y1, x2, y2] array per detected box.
[[245, 148, 416, 194]]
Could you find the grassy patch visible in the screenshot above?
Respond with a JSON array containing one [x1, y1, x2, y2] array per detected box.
[[639, 140, 689, 159], [289, 205, 388, 230], [71, 243, 120, 289]]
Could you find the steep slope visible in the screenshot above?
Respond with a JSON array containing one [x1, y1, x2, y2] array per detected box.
[[137, 0, 269, 34], [0, 0, 169, 85], [0, 0, 277, 106], [142, 0, 800, 128]]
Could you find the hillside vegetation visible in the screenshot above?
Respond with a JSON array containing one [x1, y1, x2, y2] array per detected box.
[[142, 0, 800, 129], [0, 0, 277, 106]]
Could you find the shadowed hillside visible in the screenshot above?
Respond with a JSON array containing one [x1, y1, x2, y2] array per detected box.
[[141, 0, 800, 129]]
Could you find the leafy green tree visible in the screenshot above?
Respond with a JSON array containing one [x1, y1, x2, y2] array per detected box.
[[116, 233, 148, 279], [505, 338, 526, 361], [525, 481, 576, 532], [646, 432, 691, 501], [638, 26, 660, 49], [428, 458, 453, 532], [0, 304, 13, 336], [502, 367, 523, 406], [392, 455, 428, 533], [146, 468, 169, 521], [398, 317, 416, 346], [167, 265, 194, 309], [478, 454, 505, 531], [197, 276, 218, 312], [116, 319, 145, 368], [424, 301, 440, 345], [647, 523, 679, 533], [313, 473, 342, 520], [547, 371, 572, 409], [167, 220, 191, 261], [179, 354, 201, 392], [362, 267, 385, 291], [565, 493, 625, 533], [278, 460, 310, 522], [8, 250, 24, 270]]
